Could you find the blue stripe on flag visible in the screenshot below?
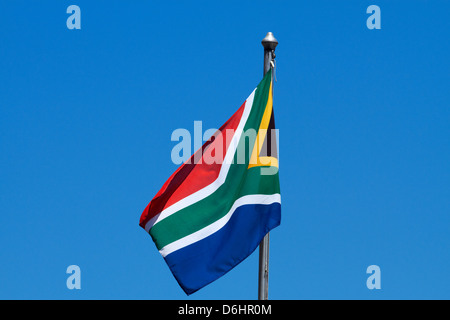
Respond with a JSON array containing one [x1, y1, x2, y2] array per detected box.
[[163, 202, 281, 295]]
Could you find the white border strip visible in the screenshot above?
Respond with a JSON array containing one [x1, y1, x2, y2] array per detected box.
[[159, 193, 281, 257], [144, 89, 256, 232]]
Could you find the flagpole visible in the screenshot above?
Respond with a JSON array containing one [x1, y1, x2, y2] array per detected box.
[[258, 32, 278, 301]]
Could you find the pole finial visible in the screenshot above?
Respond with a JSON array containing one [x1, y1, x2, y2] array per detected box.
[[261, 32, 278, 51]]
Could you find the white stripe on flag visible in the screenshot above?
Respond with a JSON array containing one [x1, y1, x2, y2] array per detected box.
[[159, 193, 281, 257]]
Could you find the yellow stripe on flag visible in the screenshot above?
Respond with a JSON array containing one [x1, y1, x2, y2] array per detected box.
[[248, 80, 278, 169]]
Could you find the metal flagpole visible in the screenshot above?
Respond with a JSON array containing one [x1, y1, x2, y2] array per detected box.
[[258, 32, 278, 300]]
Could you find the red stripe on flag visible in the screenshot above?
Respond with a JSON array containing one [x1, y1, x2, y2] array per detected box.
[[139, 101, 246, 229]]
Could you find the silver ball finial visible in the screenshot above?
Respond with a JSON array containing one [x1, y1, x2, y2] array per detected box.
[[261, 32, 278, 51]]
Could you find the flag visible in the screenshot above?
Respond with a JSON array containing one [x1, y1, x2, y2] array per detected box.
[[139, 69, 281, 295]]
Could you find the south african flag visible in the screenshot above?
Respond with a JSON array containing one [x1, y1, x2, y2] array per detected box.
[[139, 69, 281, 295]]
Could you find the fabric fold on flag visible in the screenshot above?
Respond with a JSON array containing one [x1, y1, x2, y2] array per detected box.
[[139, 69, 281, 295]]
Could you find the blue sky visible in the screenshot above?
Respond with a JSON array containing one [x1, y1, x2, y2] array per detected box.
[[0, 1, 449, 299]]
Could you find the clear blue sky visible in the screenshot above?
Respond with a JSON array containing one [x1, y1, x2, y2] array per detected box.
[[1, 1, 449, 299]]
